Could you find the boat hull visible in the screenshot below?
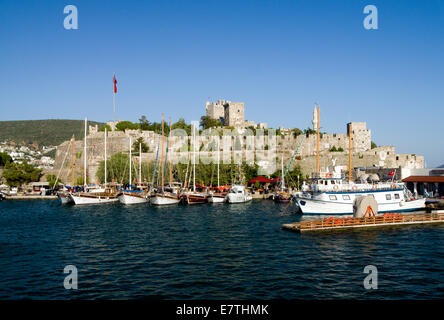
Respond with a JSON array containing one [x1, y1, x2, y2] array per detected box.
[[70, 193, 120, 205], [150, 194, 180, 205], [57, 192, 73, 204], [181, 193, 208, 204], [208, 194, 226, 203], [226, 194, 252, 203], [119, 193, 148, 204], [294, 197, 426, 215]]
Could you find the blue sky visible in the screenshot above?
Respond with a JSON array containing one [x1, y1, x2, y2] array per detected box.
[[0, 0, 443, 166]]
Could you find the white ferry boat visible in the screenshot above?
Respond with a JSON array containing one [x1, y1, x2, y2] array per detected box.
[[294, 171, 426, 215]]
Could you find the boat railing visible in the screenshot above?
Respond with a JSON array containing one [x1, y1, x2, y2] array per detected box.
[[312, 182, 405, 193]]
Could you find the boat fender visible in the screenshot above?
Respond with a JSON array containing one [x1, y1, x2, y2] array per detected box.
[[352, 185, 358, 191]]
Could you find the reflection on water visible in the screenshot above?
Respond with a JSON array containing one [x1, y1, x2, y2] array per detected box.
[[0, 200, 442, 299]]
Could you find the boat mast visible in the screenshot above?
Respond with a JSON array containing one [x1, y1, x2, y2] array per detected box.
[[193, 122, 196, 192], [139, 143, 142, 187], [71, 134, 74, 188], [281, 155, 285, 189], [348, 122, 352, 182], [84, 117, 87, 188], [169, 117, 172, 187], [104, 128, 107, 187], [152, 133, 161, 187], [161, 113, 165, 192], [217, 138, 220, 187], [316, 104, 320, 175], [129, 136, 132, 187]]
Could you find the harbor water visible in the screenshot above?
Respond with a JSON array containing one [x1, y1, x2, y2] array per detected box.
[[0, 200, 442, 299]]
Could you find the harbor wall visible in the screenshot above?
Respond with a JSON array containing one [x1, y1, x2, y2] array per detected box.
[[51, 128, 424, 184]]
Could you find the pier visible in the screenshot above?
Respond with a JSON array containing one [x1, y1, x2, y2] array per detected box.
[[5, 195, 58, 200], [282, 211, 444, 233]]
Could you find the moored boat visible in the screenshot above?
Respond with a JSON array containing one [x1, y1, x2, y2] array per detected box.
[[180, 192, 208, 204], [226, 185, 252, 203], [208, 192, 227, 203], [70, 190, 121, 205], [294, 171, 426, 215], [150, 191, 180, 205], [119, 191, 149, 204], [57, 191, 73, 204]]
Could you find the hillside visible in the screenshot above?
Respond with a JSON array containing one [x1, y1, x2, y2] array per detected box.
[[0, 119, 103, 148]]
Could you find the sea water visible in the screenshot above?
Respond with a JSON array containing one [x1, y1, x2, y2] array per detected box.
[[0, 200, 442, 299]]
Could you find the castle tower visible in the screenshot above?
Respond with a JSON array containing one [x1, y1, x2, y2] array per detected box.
[[206, 100, 225, 124]]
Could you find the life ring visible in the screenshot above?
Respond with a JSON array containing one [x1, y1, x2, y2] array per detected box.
[[391, 184, 396, 189], [352, 185, 358, 191], [372, 184, 378, 190], [326, 172, 332, 178], [333, 185, 339, 191]]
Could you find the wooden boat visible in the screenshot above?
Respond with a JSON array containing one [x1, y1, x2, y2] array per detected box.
[[180, 192, 208, 204], [57, 191, 73, 204], [208, 192, 227, 203], [119, 191, 149, 204], [274, 191, 292, 202], [71, 190, 121, 205], [151, 191, 180, 205]]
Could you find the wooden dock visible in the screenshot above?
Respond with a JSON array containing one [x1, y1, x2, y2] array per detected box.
[[5, 195, 58, 200], [282, 211, 444, 233]]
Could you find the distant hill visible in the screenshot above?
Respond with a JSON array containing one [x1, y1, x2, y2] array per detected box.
[[0, 119, 103, 148], [438, 164, 444, 168]]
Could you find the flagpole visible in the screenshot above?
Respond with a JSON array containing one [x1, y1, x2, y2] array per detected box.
[[113, 73, 117, 124]]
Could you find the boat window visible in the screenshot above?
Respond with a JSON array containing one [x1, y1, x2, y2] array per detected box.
[[324, 181, 328, 185], [329, 195, 337, 200], [394, 193, 400, 199], [342, 195, 350, 200], [386, 194, 391, 200]]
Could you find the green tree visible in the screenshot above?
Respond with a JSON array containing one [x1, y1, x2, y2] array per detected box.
[[200, 116, 222, 130], [171, 118, 191, 135], [46, 174, 63, 189], [116, 121, 139, 131], [292, 128, 303, 138], [0, 152, 12, 166], [303, 127, 316, 135], [371, 141, 377, 149], [139, 115, 152, 130], [99, 124, 112, 132], [132, 137, 149, 154], [2, 161, 43, 187]]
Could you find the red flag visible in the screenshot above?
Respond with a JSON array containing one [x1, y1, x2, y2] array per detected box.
[[388, 170, 395, 176], [113, 74, 117, 93]]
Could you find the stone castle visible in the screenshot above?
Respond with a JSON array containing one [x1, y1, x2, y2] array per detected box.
[[52, 101, 424, 184], [205, 100, 267, 128]]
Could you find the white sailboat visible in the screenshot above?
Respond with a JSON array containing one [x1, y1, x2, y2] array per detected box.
[[119, 138, 149, 204], [208, 145, 227, 203], [71, 123, 120, 205], [180, 121, 208, 204], [150, 115, 180, 206]]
